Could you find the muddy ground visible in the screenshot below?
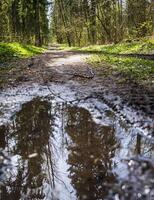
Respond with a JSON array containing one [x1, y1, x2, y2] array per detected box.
[[0, 48, 154, 118], [0, 48, 154, 200]]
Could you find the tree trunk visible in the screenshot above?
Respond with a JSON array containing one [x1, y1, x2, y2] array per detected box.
[[34, 0, 41, 46]]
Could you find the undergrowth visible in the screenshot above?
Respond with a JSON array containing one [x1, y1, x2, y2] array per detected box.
[[0, 42, 45, 62], [88, 54, 154, 83], [60, 38, 154, 54]]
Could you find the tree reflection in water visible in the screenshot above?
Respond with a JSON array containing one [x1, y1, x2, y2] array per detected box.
[[0, 98, 153, 200], [0, 98, 56, 200], [66, 106, 119, 200]]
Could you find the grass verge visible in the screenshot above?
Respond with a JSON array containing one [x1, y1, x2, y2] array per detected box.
[[0, 42, 45, 88], [60, 38, 154, 54], [88, 54, 154, 84], [0, 42, 45, 62]]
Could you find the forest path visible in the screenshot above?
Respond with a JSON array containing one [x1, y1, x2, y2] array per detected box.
[[1, 47, 153, 118], [1, 48, 153, 154], [13, 48, 93, 84], [0, 48, 153, 200]]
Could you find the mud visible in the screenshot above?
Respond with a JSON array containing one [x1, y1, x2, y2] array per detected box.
[[0, 48, 154, 200], [0, 48, 153, 117]]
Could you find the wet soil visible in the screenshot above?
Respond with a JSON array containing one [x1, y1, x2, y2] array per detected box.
[[0, 48, 153, 117], [0, 48, 154, 200]]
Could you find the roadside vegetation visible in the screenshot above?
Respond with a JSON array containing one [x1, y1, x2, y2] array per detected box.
[[0, 42, 45, 62], [88, 54, 154, 83], [0, 43, 45, 88], [60, 38, 154, 54]]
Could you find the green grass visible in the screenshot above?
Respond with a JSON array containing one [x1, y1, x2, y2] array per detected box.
[[88, 54, 154, 83], [0, 42, 45, 62], [60, 38, 154, 84], [0, 42, 45, 87], [60, 38, 154, 54]]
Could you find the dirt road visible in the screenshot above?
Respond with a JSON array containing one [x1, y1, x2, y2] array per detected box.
[[1, 48, 153, 117], [0, 48, 154, 200]]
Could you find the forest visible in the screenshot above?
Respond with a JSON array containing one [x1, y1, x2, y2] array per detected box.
[[52, 0, 154, 46], [0, 0, 50, 46], [0, 0, 154, 46], [0, 1, 154, 200]]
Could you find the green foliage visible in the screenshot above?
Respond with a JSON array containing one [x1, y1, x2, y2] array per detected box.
[[0, 0, 50, 46], [60, 39, 154, 54], [0, 42, 45, 62], [88, 54, 154, 83], [98, 40, 154, 54], [52, 0, 154, 46]]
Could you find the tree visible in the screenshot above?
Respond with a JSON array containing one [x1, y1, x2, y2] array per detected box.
[[0, 0, 50, 46], [51, 0, 154, 46]]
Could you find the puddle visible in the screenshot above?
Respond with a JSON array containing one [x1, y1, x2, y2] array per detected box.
[[0, 84, 153, 200]]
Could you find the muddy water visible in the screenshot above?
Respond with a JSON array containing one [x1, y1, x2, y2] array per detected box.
[[0, 84, 153, 200]]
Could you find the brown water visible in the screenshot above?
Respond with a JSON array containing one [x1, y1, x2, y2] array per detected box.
[[0, 84, 153, 200]]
